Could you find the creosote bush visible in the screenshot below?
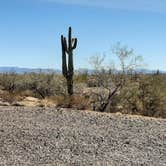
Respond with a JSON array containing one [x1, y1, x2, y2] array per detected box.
[[0, 72, 66, 99], [0, 73, 17, 93], [88, 73, 166, 118]]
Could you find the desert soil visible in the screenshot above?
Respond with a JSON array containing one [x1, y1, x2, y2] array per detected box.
[[0, 106, 165, 166]]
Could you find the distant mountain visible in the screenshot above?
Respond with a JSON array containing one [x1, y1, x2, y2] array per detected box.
[[0, 67, 165, 74], [0, 67, 60, 74], [76, 68, 166, 74], [135, 68, 166, 74]]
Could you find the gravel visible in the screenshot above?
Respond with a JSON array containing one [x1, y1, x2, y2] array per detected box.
[[0, 106, 165, 166]]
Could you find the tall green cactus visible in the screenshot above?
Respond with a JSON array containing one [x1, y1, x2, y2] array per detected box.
[[61, 27, 77, 95]]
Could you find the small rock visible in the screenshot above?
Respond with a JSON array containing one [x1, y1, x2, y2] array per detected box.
[[0, 101, 10, 106], [12, 102, 24, 106]]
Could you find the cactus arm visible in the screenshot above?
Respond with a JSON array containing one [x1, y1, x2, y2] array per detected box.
[[61, 35, 67, 77], [63, 37, 68, 52], [68, 27, 72, 50], [72, 38, 77, 49]]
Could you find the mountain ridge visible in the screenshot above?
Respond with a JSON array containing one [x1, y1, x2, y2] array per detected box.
[[0, 67, 165, 74]]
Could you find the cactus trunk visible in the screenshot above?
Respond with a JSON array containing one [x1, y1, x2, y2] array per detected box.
[[61, 27, 77, 95], [67, 78, 73, 95]]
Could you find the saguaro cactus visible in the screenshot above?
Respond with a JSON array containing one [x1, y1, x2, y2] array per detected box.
[[61, 27, 77, 95]]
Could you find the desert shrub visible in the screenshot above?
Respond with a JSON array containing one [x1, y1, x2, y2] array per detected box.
[[87, 76, 99, 87], [110, 74, 166, 118], [88, 55, 110, 87], [137, 76, 159, 116], [137, 75, 165, 118], [87, 43, 166, 118], [87, 73, 166, 118], [0, 92, 23, 103], [74, 72, 88, 84], [0, 72, 66, 99], [87, 71, 113, 88], [55, 95, 89, 110], [0, 73, 18, 92], [23, 73, 66, 98]]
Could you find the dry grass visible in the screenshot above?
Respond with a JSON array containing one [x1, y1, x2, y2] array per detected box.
[[55, 95, 90, 110]]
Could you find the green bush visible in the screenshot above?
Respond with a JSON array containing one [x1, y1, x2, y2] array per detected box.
[[0, 72, 66, 98], [110, 74, 166, 118]]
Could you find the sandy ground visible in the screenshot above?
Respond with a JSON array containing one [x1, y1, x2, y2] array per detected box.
[[0, 106, 165, 166]]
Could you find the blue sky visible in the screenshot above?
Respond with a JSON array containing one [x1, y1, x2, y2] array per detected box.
[[0, 0, 165, 70]]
